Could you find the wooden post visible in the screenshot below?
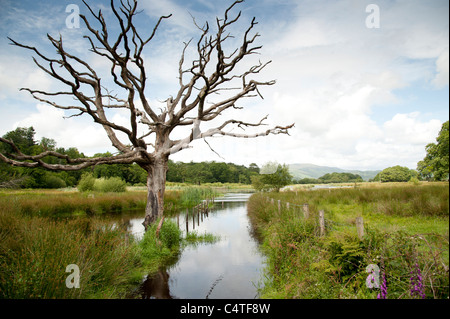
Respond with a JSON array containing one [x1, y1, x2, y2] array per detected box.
[[302, 204, 310, 219], [319, 210, 325, 236], [356, 216, 364, 240], [278, 200, 281, 215], [222, 200, 224, 208], [286, 202, 290, 210], [186, 209, 189, 233]]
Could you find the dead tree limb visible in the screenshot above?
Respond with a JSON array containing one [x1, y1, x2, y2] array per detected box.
[[1, 0, 294, 230]]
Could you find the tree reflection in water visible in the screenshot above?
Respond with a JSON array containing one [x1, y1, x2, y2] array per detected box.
[[139, 268, 172, 299]]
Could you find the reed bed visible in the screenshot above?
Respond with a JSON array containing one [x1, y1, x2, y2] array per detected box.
[[0, 211, 142, 298]]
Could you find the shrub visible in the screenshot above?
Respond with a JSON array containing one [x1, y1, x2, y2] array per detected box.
[[94, 177, 127, 193], [78, 175, 127, 193], [42, 174, 67, 189], [77, 173, 95, 192]]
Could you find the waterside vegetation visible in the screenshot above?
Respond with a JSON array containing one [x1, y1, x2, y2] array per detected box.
[[247, 182, 449, 299], [0, 186, 220, 298]]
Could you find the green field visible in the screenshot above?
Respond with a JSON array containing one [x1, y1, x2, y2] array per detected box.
[[247, 182, 449, 299]]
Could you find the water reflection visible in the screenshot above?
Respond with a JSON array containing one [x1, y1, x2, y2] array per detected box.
[[139, 268, 172, 299], [129, 193, 265, 299]]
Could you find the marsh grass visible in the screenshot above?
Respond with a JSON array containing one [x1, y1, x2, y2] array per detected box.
[[0, 190, 147, 218], [248, 183, 449, 299], [0, 187, 220, 298], [180, 187, 219, 207], [138, 218, 182, 273], [138, 218, 220, 275], [0, 188, 195, 218], [0, 211, 142, 298], [184, 231, 221, 245]]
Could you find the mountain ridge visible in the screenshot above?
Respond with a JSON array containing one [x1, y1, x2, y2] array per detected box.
[[288, 163, 381, 181]]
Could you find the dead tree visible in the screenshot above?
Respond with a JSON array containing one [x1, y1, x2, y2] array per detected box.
[[0, 0, 294, 230]]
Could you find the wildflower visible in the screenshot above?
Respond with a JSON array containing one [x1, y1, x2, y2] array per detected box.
[[377, 270, 387, 299], [410, 263, 426, 299]]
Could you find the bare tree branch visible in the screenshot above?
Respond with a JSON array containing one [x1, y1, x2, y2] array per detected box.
[[2, 0, 294, 228]]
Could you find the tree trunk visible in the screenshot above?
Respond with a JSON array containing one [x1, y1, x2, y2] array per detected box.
[[142, 157, 168, 231]]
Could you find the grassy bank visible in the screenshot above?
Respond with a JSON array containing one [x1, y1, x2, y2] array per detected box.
[[248, 183, 449, 299], [0, 189, 147, 218], [0, 184, 221, 218], [0, 187, 220, 298]]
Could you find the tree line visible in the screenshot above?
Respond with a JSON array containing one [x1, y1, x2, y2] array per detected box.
[[294, 172, 364, 184], [0, 127, 261, 188], [1, 120, 448, 189]]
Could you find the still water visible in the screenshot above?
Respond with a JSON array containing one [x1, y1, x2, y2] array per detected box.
[[117, 193, 266, 299]]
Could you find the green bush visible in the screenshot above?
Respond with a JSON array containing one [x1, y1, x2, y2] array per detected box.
[[94, 177, 127, 193], [77, 173, 95, 192], [77, 175, 126, 193], [42, 174, 67, 189]]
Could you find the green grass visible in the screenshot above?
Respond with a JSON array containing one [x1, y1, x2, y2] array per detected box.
[[0, 186, 220, 218], [0, 189, 147, 218], [138, 218, 183, 274], [138, 218, 221, 274], [0, 188, 221, 298], [0, 212, 142, 298], [179, 186, 220, 207], [248, 183, 449, 299], [184, 231, 221, 245]]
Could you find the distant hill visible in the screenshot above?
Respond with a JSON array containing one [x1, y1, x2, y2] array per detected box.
[[288, 163, 381, 181]]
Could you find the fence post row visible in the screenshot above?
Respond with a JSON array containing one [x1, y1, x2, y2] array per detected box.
[[264, 196, 364, 240]]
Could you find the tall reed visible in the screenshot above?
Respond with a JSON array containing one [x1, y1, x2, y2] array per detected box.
[[179, 187, 219, 207], [0, 211, 141, 298]]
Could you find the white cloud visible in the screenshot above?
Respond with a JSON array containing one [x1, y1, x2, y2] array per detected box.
[[433, 49, 449, 88], [0, 55, 53, 100], [13, 104, 113, 156], [1, 0, 447, 171], [383, 112, 442, 146]]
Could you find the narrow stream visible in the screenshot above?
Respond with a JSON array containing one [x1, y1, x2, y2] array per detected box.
[[115, 193, 266, 299]]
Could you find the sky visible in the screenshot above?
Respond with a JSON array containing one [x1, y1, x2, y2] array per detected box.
[[0, 0, 448, 171]]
